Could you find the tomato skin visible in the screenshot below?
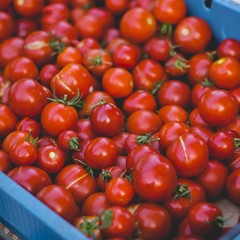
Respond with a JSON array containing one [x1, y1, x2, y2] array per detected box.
[[0, 150, 11, 173], [16, 18, 38, 39], [100, 206, 135, 238], [174, 17, 212, 54], [39, 64, 59, 88], [82, 192, 109, 216], [0, 104, 18, 137], [187, 202, 223, 236], [133, 152, 177, 202], [105, 0, 128, 15], [84, 137, 118, 170], [163, 179, 206, 220], [55, 164, 98, 205], [75, 119, 98, 141], [36, 184, 80, 223], [198, 89, 239, 127], [120, 8, 157, 44], [133, 202, 172, 240], [57, 130, 79, 151], [111, 132, 130, 155], [167, 133, 209, 178], [7, 166, 52, 195], [126, 110, 162, 135], [0, 11, 15, 41], [102, 67, 134, 98], [217, 38, 240, 61], [105, 177, 135, 206], [90, 103, 124, 137], [196, 160, 228, 199], [157, 80, 191, 109], [208, 57, 240, 90], [153, 0, 187, 24], [190, 126, 214, 143], [41, 102, 78, 137], [226, 168, 240, 205], [51, 63, 91, 100]]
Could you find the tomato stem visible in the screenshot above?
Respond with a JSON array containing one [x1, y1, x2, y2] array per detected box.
[[68, 137, 80, 151], [89, 96, 111, 110], [173, 184, 192, 200]]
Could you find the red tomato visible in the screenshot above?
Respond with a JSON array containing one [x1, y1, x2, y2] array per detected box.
[[13, 0, 44, 17], [126, 110, 162, 135], [51, 63, 91, 100], [36, 184, 80, 223], [0, 11, 14, 41], [84, 137, 118, 170], [39, 64, 59, 88], [57, 130, 79, 151], [148, 39, 170, 62], [163, 178, 206, 220], [133, 202, 172, 240], [55, 164, 98, 205], [105, 0, 128, 15], [208, 57, 240, 89], [16, 18, 38, 38], [0, 150, 11, 173], [189, 108, 211, 128], [133, 152, 177, 202], [226, 168, 240, 205], [153, 0, 187, 24], [196, 160, 229, 199], [174, 17, 212, 54], [166, 133, 209, 177], [102, 67, 134, 98], [111, 132, 130, 155], [7, 166, 52, 195], [217, 38, 240, 61], [75, 37, 101, 56], [120, 8, 157, 44], [198, 89, 239, 127], [190, 126, 214, 143], [0, 104, 18, 137], [75, 119, 98, 141]]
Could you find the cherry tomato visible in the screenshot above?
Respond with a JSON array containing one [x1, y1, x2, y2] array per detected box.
[[190, 126, 214, 143], [189, 108, 211, 128], [57, 130, 79, 151], [217, 38, 240, 61], [226, 168, 240, 205], [111, 132, 130, 155], [0, 11, 14, 41], [105, 0, 128, 15], [16, 18, 38, 38], [0, 150, 11, 173], [75, 119, 98, 141]]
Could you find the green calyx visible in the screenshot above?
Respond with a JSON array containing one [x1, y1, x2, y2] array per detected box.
[[173, 184, 192, 200], [49, 35, 66, 55], [89, 96, 111, 110], [68, 137, 80, 151], [136, 133, 159, 146]]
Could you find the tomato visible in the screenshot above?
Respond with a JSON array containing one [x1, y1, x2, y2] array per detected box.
[[120, 8, 157, 44], [0, 150, 11, 173], [126, 110, 162, 135], [57, 130, 79, 151], [102, 28, 121, 44], [190, 126, 214, 143], [39, 64, 59, 88], [7, 166, 52, 195], [189, 108, 210, 128], [55, 164, 98, 205], [97, 166, 126, 191], [82, 192, 109, 216], [51, 63, 91, 100], [133, 202, 172, 240], [0, 11, 14, 41], [72, 139, 91, 164], [208, 57, 240, 89], [37, 144, 65, 174], [158, 121, 191, 151], [157, 80, 191, 109], [136, 0, 155, 12], [8, 78, 48, 118], [100, 206, 135, 238], [83, 49, 113, 77], [105, 0, 128, 15], [198, 89, 239, 127], [0, 37, 24, 69], [0, 104, 18, 137], [105, 177, 134, 206], [36, 184, 80, 223], [187, 202, 224, 237], [0, 0, 11, 10], [75, 119, 98, 141], [105, 38, 129, 55], [133, 152, 177, 202], [111, 132, 130, 156], [132, 58, 167, 93], [16, 18, 38, 38], [228, 148, 240, 171], [163, 179, 206, 220], [153, 0, 187, 24], [167, 133, 209, 177], [173, 17, 212, 54], [226, 168, 240, 205], [196, 160, 228, 199], [230, 86, 240, 109], [13, 0, 44, 17], [157, 105, 188, 124], [148, 39, 170, 62], [84, 137, 118, 170], [90, 100, 124, 137], [217, 38, 240, 61], [71, 0, 94, 9], [75, 37, 101, 56], [4, 56, 38, 82]]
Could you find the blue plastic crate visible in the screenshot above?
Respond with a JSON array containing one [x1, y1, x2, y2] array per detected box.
[[185, 0, 240, 43], [0, 171, 89, 240]]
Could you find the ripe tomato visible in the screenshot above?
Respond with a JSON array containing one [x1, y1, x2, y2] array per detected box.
[[0, 11, 14, 41], [189, 108, 211, 128], [105, 0, 128, 15], [57, 130, 79, 151], [120, 8, 157, 44], [36, 184, 80, 223], [133, 152, 177, 202], [0, 150, 11, 173], [148, 39, 170, 62], [190, 126, 214, 143], [84, 137, 118, 170], [39, 64, 59, 88], [133, 202, 172, 240], [102, 67, 134, 98], [167, 133, 209, 177], [7, 166, 52, 195], [174, 16, 212, 54], [217, 38, 240, 61], [55, 164, 98, 205], [16, 18, 38, 38], [126, 110, 162, 135], [198, 89, 239, 127], [75, 119, 98, 141], [0, 104, 18, 137], [226, 168, 240, 205]]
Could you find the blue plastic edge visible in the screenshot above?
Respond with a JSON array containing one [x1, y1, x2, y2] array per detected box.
[[0, 171, 90, 240], [184, 0, 240, 43]]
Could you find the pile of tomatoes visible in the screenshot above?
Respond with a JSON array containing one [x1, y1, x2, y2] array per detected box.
[[1, 0, 240, 239]]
